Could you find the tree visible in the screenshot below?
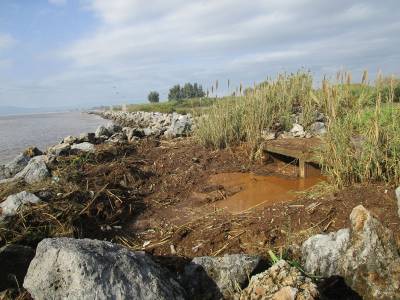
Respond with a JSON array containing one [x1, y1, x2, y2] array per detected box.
[[168, 85, 182, 101], [148, 91, 159, 103], [168, 82, 206, 101]]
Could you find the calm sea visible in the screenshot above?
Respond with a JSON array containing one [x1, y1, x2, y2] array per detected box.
[[0, 112, 107, 164]]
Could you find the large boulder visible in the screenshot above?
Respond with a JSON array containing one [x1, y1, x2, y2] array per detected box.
[[239, 260, 319, 299], [0, 191, 41, 221], [0, 244, 35, 291], [301, 228, 350, 277], [23, 238, 186, 300], [182, 254, 261, 299], [302, 205, 400, 299]]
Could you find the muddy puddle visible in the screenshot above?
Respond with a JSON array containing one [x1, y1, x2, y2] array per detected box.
[[208, 172, 324, 214]]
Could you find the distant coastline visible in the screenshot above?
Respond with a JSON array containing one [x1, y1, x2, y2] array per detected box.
[[0, 106, 85, 117]]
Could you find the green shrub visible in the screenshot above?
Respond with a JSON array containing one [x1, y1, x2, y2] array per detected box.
[[148, 91, 159, 103]]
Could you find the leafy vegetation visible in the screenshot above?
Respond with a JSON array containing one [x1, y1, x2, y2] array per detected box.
[[148, 91, 160, 103], [168, 82, 205, 101]]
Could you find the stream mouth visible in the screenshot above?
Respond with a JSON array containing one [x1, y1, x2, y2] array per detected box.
[[208, 172, 324, 214]]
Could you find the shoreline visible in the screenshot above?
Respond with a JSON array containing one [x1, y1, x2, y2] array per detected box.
[[0, 110, 399, 299]]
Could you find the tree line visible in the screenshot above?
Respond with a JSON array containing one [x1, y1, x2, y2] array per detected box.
[[148, 82, 205, 103]]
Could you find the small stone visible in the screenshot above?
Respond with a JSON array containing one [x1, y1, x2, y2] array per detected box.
[[48, 143, 71, 156], [62, 135, 77, 145], [71, 142, 95, 153], [290, 124, 305, 137], [0, 191, 41, 221]]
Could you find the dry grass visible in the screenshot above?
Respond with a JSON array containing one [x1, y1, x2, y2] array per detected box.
[[0, 144, 147, 248], [195, 72, 316, 154], [196, 70, 400, 186]]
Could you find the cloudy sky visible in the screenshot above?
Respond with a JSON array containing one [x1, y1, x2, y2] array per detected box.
[[0, 0, 399, 108]]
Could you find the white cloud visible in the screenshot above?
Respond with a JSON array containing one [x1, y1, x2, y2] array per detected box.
[[3, 0, 400, 107]]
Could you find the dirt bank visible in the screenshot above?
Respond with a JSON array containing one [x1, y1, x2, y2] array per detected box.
[[2, 136, 399, 260]]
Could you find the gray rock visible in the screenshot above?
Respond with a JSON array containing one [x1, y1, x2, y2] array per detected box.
[[95, 125, 110, 138], [1, 148, 44, 180], [396, 186, 400, 218], [310, 122, 327, 135], [122, 127, 141, 141], [48, 143, 71, 156], [12, 155, 50, 184], [62, 135, 78, 145], [71, 142, 95, 153], [105, 122, 122, 135], [78, 132, 95, 143], [302, 228, 350, 277], [182, 254, 261, 299], [106, 132, 127, 144], [0, 244, 35, 291], [2, 153, 31, 179], [239, 260, 319, 300], [0, 191, 41, 221], [23, 238, 186, 300], [289, 123, 305, 137], [164, 113, 192, 138], [341, 205, 400, 299], [302, 205, 400, 299]]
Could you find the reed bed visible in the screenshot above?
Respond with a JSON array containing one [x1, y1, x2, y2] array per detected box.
[[195, 72, 316, 151], [196, 71, 400, 186]]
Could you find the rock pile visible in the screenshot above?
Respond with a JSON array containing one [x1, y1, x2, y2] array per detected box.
[[239, 260, 319, 300], [302, 205, 400, 299], [100, 111, 193, 138]]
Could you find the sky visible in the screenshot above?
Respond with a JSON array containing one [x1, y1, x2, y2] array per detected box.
[[0, 0, 399, 109]]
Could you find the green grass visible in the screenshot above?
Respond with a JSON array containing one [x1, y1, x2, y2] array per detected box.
[[122, 97, 219, 115]]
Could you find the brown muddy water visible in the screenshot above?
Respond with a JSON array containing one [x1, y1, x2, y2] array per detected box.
[[209, 172, 324, 214]]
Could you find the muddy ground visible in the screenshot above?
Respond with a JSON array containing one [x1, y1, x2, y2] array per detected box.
[[2, 136, 399, 263], [101, 137, 400, 259]]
